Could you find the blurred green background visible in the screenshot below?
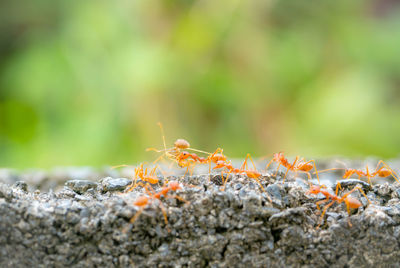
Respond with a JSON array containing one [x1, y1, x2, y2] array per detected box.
[[1, 0, 400, 168]]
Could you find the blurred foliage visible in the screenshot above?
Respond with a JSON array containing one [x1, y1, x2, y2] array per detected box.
[[1, 0, 400, 168]]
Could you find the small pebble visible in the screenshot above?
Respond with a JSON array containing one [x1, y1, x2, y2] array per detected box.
[[65, 180, 98, 194]]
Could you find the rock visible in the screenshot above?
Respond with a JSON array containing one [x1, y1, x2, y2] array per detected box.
[[211, 174, 224, 186], [1, 160, 400, 267], [100, 177, 131, 192], [266, 184, 284, 208], [13, 181, 28, 192], [333, 179, 372, 191], [65, 179, 98, 194]]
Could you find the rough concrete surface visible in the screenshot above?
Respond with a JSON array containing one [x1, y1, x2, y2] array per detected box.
[[1, 161, 400, 267]]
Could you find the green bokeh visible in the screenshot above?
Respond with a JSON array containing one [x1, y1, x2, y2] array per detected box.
[[1, 0, 400, 168]]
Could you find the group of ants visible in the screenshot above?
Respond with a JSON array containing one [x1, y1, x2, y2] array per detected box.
[[116, 124, 400, 232]]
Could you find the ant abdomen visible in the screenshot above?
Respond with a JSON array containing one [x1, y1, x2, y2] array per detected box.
[[346, 197, 362, 209], [378, 169, 392, 177]]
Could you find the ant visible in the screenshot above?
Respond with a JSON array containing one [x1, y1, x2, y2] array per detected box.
[[177, 147, 227, 175], [128, 181, 188, 232], [213, 154, 272, 202], [147, 122, 227, 175], [265, 152, 320, 184], [147, 123, 212, 169], [124, 163, 160, 193], [177, 148, 226, 166], [306, 182, 371, 228], [316, 160, 400, 185]]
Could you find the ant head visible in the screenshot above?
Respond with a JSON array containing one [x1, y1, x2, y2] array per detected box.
[[168, 181, 181, 191], [213, 160, 226, 169], [174, 139, 190, 149], [307, 185, 321, 195], [177, 151, 190, 162], [343, 169, 354, 178], [213, 153, 227, 162], [273, 152, 284, 161]]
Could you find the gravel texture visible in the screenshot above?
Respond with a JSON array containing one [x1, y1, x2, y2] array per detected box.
[[0, 161, 400, 267]]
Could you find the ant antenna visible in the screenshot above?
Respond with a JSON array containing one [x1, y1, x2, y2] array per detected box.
[[158, 122, 168, 153], [313, 160, 347, 174], [335, 160, 348, 168]]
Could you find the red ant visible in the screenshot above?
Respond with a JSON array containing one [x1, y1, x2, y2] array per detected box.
[[124, 163, 161, 192], [148, 123, 227, 175], [111, 163, 166, 192], [265, 152, 320, 184], [127, 181, 188, 232], [306, 182, 371, 228], [317, 160, 400, 185], [177, 148, 226, 166], [213, 154, 272, 202], [147, 123, 213, 171], [177, 147, 227, 175]]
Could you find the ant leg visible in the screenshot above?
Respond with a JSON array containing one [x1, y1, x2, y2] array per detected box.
[[130, 206, 145, 224], [150, 165, 159, 176], [282, 168, 290, 184], [247, 153, 258, 170], [125, 182, 148, 193], [156, 165, 170, 185], [304, 172, 312, 187], [252, 177, 272, 202], [157, 200, 170, 232], [356, 186, 371, 205], [124, 167, 141, 192], [374, 160, 385, 172], [208, 161, 212, 182], [254, 177, 265, 191], [343, 199, 353, 227], [152, 154, 165, 165], [303, 159, 320, 184], [189, 164, 195, 176], [317, 201, 335, 228], [240, 153, 250, 171], [144, 183, 157, 197], [111, 164, 134, 169], [221, 170, 231, 191], [341, 186, 371, 205], [335, 181, 343, 196], [282, 156, 297, 184], [241, 155, 248, 171], [183, 164, 189, 177], [283, 156, 299, 183], [274, 163, 281, 176], [265, 159, 274, 171], [167, 195, 190, 204], [315, 198, 331, 211], [367, 175, 372, 186], [365, 165, 373, 185]]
